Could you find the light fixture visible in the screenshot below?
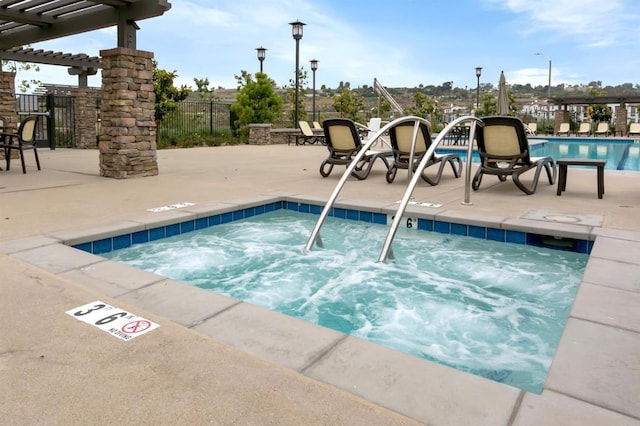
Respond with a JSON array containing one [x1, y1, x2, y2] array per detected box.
[[310, 59, 318, 122], [255, 46, 267, 73], [289, 20, 306, 128]]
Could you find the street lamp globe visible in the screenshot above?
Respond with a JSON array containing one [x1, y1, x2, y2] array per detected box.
[[255, 46, 267, 73]]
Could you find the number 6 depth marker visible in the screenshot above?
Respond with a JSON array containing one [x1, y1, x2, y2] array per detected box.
[[66, 301, 159, 341]]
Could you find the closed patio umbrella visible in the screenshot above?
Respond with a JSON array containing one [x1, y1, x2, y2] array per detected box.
[[496, 70, 509, 115]]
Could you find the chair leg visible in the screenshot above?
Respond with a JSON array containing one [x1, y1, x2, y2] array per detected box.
[[319, 160, 333, 177], [421, 160, 447, 186], [448, 156, 462, 178], [513, 161, 554, 195], [33, 147, 41, 171], [471, 168, 484, 190], [3, 147, 8, 171], [19, 147, 26, 174]]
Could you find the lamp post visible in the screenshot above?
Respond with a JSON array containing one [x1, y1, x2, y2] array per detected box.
[[475, 66, 482, 114], [310, 59, 318, 122], [535, 52, 552, 122], [255, 46, 267, 73], [289, 20, 305, 128]]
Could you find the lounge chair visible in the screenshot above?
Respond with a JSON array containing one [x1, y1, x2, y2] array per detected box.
[[312, 121, 322, 130], [386, 121, 462, 185], [525, 123, 537, 135], [295, 121, 325, 145], [472, 116, 556, 195], [628, 123, 640, 137], [0, 115, 41, 174], [363, 117, 392, 149], [594, 122, 610, 137], [320, 118, 392, 180], [556, 123, 570, 136], [576, 122, 591, 137]]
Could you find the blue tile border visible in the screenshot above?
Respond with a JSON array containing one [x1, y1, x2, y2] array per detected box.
[[71, 200, 593, 256]]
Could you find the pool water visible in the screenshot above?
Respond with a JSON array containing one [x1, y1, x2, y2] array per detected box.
[[439, 138, 640, 171], [103, 210, 588, 394]]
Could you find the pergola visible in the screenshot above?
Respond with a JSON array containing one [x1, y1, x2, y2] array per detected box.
[[549, 95, 640, 136], [0, 0, 172, 178], [0, 0, 170, 50]]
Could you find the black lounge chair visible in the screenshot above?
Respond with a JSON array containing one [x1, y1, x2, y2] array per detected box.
[[386, 121, 462, 185], [0, 115, 41, 174], [320, 118, 392, 180], [472, 116, 556, 195]]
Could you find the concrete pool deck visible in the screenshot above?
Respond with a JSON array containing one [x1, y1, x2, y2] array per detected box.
[[1, 145, 639, 425]]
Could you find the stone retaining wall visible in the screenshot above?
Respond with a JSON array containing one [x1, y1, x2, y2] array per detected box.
[[247, 124, 301, 145]]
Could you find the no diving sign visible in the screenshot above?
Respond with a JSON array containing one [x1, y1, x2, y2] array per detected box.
[[66, 301, 160, 341]]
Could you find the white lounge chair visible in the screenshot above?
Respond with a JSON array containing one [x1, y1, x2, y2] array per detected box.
[[576, 123, 591, 137], [556, 123, 570, 136], [594, 122, 610, 137], [525, 123, 537, 135]]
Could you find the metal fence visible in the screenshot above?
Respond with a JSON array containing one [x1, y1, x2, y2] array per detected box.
[[158, 101, 234, 141], [14, 96, 234, 148], [16, 93, 77, 148]]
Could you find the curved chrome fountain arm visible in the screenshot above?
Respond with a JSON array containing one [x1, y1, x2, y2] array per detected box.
[[304, 115, 426, 252], [377, 116, 483, 263]]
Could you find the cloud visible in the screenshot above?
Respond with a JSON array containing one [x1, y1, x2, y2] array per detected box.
[[488, 0, 639, 48]]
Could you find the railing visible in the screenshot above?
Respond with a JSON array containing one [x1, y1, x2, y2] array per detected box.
[[304, 116, 481, 258], [378, 116, 482, 262]]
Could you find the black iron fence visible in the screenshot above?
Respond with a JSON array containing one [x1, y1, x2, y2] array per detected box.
[[14, 95, 234, 148], [158, 101, 234, 142], [16, 93, 77, 148]]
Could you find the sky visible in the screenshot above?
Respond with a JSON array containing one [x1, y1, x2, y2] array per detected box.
[[11, 0, 640, 93]]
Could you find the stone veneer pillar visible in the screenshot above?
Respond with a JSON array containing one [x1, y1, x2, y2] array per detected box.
[[71, 88, 99, 149], [248, 123, 271, 144], [553, 109, 570, 135], [0, 71, 17, 162], [615, 105, 627, 136], [0, 71, 17, 131], [99, 47, 157, 178]]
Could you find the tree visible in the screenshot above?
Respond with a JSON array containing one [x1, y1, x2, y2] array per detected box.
[[475, 92, 497, 116], [231, 70, 283, 137], [371, 98, 392, 119], [152, 60, 191, 123], [193, 77, 217, 101], [590, 104, 612, 123], [283, 68, 308, 125], [332, 87, 365, 122], [406, 92, 442, 130]]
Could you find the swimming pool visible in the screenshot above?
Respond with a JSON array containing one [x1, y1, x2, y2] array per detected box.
[[100, 208, 588, 394], [439, 138, 640, 171]]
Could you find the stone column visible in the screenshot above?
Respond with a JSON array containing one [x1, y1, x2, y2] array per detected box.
[[0, 71, 17, 162], [71, 88, 99, 149], [0, 71, 17, 131], [553, 109, 570, 135], [99, 47, 157, 178], [248, 123, 271, 144], [615, 104, 627, 136]]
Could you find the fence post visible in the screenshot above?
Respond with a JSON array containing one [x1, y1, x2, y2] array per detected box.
[[46, 93, 56, 150], [209, 101, 214, 136]]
